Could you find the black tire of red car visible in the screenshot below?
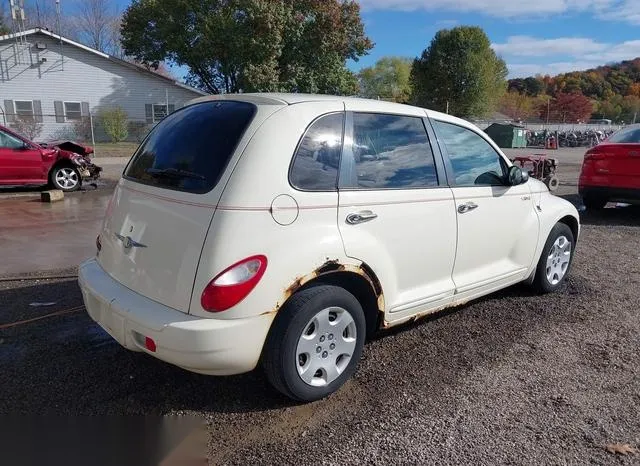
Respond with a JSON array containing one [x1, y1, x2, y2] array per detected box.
[[533, 222, 575, 294], [50, 165, 81, 192], [262, 285, 366, 402], [582, 196, 607, 210]]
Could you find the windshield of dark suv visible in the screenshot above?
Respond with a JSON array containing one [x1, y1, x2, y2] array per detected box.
[[124, 100, 256, 193]]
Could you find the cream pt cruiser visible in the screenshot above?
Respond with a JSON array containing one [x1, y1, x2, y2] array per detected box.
[[79, 94, 580, 401]]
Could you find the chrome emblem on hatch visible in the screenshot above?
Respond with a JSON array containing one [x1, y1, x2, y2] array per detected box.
[[114, 233, 147, 250]]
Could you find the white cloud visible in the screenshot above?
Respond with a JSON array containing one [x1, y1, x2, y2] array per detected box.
[[598, 1, 640, 24], [507, 62, 603, 78], [358, 0, 616, 18], [583, 41, 640, 62], [360, 0, 640, 24], [492, 36, 608, 57], [492, 36, 640, 77]]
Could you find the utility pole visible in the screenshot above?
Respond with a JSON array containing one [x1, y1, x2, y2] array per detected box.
[[55, 0, 64, 71], [546, 97, 550, 127], [166, 88, 169, 115], [446, 101, 449, 114]]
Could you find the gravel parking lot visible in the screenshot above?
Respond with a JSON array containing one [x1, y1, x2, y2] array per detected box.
[[1, 148, 638, 464]]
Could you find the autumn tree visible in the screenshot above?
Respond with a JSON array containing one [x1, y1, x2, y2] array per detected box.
[[74, 0, 120, 54], [539, 92, 594, 123], [358, 57, 412, 103], [621, 95, 640, 123], [121, 0, 373, 95], [627, 83, 640, 98], [499, 91, 541, 120], [596, 97, 623, 121], [411, 26, 507, 117]]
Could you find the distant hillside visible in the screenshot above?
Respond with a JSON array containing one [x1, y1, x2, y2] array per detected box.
[[503, 59, 640, 123]]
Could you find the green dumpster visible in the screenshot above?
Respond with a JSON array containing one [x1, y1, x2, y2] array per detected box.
[[484, 123, 527, 148]]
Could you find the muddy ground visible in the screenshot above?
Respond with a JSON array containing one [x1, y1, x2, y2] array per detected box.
[[1, 148, 639, 464]]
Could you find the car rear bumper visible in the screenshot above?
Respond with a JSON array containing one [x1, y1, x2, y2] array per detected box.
[[579, 185, 640, 202], [78, 258, 275, 375]]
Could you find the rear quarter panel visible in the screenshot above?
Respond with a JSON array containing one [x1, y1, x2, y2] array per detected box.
[[189, 100, 355, 320]]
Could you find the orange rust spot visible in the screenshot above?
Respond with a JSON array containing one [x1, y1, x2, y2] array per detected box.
[[383, 298, 471, 329], [274, 260, 387, 330]]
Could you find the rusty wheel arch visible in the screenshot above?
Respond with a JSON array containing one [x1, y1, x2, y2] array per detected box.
[[275, 260, 385, 339]]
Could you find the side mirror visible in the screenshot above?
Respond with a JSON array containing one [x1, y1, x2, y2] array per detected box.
[[508, 165, 529, 186]]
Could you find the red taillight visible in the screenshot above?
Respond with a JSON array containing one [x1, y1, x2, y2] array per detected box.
[[584, 150, 608, 161], [145, 336, 156, 352], [201, 255, 268, 312]]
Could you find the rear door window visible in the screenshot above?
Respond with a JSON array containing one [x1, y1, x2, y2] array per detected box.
[[124, 101, 256, 193]]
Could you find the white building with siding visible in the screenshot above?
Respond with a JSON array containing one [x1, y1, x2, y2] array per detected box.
[[0, 28, 206, 142]]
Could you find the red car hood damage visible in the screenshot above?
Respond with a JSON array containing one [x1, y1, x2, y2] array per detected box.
[[37, 139, 102, 182], [38, 140, 94, 156]]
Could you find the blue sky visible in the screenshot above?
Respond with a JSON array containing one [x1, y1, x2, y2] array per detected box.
[[76, 0, 640, 80], [354, 0, 640, 78]]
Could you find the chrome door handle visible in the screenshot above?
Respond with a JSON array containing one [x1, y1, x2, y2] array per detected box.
[[346, 210, 378, 225], [457, 202, 478, 214]]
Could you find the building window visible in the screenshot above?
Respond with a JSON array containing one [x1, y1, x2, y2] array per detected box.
[[153, 104, 168, 122], [14, 100, 34, 120], [64, 102, 82, 121]]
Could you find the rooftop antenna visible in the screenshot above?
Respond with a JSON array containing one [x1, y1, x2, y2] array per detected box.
[[18, 0, 26, 46], [55, 0, 64, 70], [8, 0, 27, 62], [9, 0, 19, 51]]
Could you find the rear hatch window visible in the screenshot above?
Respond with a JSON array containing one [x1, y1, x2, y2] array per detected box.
[[124, 101, 256, 193]]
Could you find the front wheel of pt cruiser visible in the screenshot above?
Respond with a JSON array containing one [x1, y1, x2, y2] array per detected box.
[[263, 285, 366, 402], [533, 222, 575, 294]]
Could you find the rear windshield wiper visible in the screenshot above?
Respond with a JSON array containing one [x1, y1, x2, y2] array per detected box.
[[145, 167, 206, 181]]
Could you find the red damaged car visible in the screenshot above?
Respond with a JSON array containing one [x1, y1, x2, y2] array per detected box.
[[579, 124, 640, 209], [0, 124, 101, 192]]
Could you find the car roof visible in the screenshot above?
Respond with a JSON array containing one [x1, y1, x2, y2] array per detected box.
[[188, 92, 472, 128]]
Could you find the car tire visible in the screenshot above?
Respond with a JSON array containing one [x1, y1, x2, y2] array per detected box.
[[533, 222, 575, 294], [262, 285, 366, 402], [544, 175, 559, 192], [50, 165, 81, 192], [582, 196, 607, 210]]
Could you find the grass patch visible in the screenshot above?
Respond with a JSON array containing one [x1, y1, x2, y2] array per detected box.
[[92, 142, 139, 158]]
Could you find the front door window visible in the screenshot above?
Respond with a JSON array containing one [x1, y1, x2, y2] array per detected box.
[[433, 120, 506, 186]]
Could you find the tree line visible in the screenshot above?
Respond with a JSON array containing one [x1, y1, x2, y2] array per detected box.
[[501, 60, 640, 123], [120, 0, 506, 118], [9, 0, 634, 123]]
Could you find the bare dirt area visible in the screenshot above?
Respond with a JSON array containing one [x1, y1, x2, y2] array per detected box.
[[1, 147, 639, 464]]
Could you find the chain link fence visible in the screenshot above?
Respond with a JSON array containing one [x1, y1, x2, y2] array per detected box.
[[2, 111, 630, 151], [2, 113, 155, 146], [471, 119, 624, 132]]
